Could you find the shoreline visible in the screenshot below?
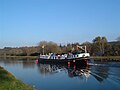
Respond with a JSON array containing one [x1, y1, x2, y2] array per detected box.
[[0, 66, 34, 90], [0, 56, 37, 60], [0, 56, 120, 61], [91, 56, 120, 61]]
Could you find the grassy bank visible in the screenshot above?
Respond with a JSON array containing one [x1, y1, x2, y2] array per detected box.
[[0, 66, 34, 90], [91, 56, 120, 61]]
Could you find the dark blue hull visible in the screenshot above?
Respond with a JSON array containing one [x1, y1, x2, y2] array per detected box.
[[38, 58, 89, 67]]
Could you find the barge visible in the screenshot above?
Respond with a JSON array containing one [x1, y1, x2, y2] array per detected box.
[[36, 46, 90, 66]]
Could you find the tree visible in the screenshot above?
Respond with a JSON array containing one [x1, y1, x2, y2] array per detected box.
[[93, 36, 108, 56], [38, 41, 61, 54], [101, 37, 108, 55], [21, 47, 30, 56]]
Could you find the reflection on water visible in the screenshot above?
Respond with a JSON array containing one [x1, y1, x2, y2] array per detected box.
[[37, 63, 91, 80], [0, 59, 120, 90]]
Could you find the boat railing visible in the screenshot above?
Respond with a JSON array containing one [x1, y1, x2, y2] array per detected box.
[[40, 52, 90, 60]]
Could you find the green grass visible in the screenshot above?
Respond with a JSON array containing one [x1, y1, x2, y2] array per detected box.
[[0, 66, 34, 90]]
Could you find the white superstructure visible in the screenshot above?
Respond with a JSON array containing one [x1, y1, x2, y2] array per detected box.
[[40, 45, 90, 59]]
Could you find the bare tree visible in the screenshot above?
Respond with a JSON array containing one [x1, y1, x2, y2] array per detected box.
[[38, 41, 61, 54], [93, 36, 108, 55]]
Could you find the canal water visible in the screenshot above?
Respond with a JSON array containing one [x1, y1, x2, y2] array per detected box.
[[0, 59, 120, 90]]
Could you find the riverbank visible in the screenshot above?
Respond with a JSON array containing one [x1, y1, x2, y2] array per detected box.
[[0, 66, 34, 90], [0, 56, 120, 61], [91, 56, 120, 61], [0, 56, 37, 60]]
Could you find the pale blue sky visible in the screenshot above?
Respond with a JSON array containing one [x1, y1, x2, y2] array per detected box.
[[0, 0, 120, 48]]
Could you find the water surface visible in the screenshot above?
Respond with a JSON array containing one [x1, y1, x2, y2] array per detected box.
[[0, 59, 120, 90]]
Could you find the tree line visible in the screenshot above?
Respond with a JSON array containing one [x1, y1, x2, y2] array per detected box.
[[0, 36, 120, 56]]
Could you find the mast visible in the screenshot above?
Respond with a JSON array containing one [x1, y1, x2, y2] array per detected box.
[[42, 45, 45, 55]]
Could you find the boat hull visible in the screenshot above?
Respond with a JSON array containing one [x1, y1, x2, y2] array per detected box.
[[37, 57, 89, 67]]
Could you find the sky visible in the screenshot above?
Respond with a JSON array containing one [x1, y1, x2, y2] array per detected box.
[[0, 0, 120, 48]]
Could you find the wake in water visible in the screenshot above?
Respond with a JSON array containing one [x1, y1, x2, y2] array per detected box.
[[88, 61, 120, 89]]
